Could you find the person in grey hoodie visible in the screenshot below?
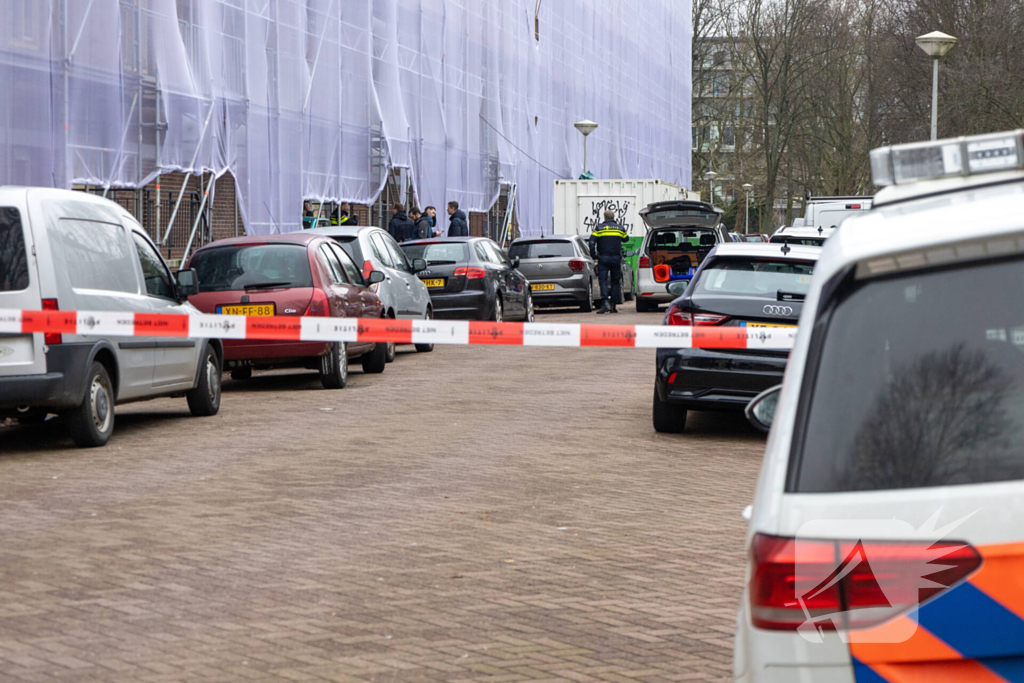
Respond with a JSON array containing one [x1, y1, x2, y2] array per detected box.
[[447, 201, 468, 237]]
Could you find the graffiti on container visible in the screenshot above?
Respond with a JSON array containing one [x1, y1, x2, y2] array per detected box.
[[583, 199, 633, 234]]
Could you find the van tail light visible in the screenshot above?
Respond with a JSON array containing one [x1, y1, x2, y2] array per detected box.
[[639, 255, 651, 268], [750, 533, 981, 632], [454, 266, 487, 279], [42, 298, 62, 345], [568, 259, 586, 272], [666, 304, 728, 326], [653, 264, 671, 282], [304, 289, 330, 317]]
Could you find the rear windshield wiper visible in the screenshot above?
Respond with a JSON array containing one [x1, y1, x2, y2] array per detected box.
[[244, 281, 293, 290], [777, 290, 806, 302], [537, 254, 561, 258], [426, 260, 457, 265]]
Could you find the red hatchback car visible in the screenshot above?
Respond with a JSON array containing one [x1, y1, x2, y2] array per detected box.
[[186, 233, 387, 389]]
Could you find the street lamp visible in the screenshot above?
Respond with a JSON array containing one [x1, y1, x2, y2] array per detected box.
[[703, 171, 718, 204], [574, 120, 598, 178], [742, 183, 754, 234], [915, 31, 957, 140]]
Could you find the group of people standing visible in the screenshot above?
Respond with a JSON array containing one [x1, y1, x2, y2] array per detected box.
[[387, 201, 468, 243]]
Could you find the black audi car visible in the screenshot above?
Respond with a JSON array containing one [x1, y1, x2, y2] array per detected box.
[[400, 237, 534, 322], [653, 242, 821, 433]]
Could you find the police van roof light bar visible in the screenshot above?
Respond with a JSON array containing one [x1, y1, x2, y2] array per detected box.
[[871, 130, 1024, 187]]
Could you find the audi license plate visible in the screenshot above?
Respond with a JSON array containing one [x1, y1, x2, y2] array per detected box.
[[530, 283, 555, 291], [218, 304, 275, 316], [742, 322, 796, 329], [422, 278, 445, 288]]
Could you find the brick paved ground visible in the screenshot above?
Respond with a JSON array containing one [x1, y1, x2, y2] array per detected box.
[[0, 303, 766, 682]]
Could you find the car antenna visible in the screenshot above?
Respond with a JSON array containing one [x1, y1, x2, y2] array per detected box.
[[780, 242, 791, 255]]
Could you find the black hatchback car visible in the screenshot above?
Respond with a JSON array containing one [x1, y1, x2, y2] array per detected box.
[[400, 237, 534, 322], [653, 242, 821, 433]]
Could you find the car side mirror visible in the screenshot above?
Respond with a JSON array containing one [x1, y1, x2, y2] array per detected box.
[[745, 385, 781, 434], [411, 258, 427, 272], [510, 256, 521, 269], [175, 268, 199, 299], [366, 270, 385, 285], [666, 280, 688, 298], [624, 250, 636, 257]]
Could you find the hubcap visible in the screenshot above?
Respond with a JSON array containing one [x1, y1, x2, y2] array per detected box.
[[495, 300, 502, 323], [90, 376, 112, 433], [339, 343, 348, 380], [206, 357, 219, 401], [527, 295, 534, 322]]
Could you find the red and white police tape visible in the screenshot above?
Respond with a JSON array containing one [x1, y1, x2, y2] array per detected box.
[[0, 309, 796, 350]]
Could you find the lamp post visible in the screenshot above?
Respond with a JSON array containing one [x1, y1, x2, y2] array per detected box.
[[574, 120, 598, 178], [703, 170, 718, 205], [915, 31, 957, 140], [742, 183, 754, 234]]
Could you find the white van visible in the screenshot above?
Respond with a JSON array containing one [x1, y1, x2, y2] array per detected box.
[[0, 188, 222, 447]]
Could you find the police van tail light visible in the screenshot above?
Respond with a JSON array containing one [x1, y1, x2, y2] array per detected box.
[[639, 256, 651, 269], [42, 298, 62, 345], [750, 534, 981, 632], [666, 304, 727, 327], [871, 130, 1024, 186], [568, 259, 586, 272]]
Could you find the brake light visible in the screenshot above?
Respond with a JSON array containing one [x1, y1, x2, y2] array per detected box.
[[568, 259, 586, 272], [665, 304, 728, 326], [304, 289, 330, 316], [750, 533, 981, 632], [454, 266, 487, 279], [42, 298, 61, 345], [653, 264, 671, 282], [639, 255, 651, 268], [847, 204, 862, 209]]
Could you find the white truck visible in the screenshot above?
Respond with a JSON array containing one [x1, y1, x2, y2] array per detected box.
[[551, 179, 699, 288]]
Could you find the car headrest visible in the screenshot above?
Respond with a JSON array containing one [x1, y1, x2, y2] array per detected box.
[[655, 233, 675, 246], [699, 234, 715, 245]]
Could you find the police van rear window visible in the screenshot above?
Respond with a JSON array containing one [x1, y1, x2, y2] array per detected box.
[[790, 257, 1024, 492], [0, 207, 30, 292]]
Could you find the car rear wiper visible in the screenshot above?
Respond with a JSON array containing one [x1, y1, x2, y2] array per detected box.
[[426, 260, 457, 265], [777, 290, 806, 302], [244, 281, 293, 290], [537, 254, 560, 258]]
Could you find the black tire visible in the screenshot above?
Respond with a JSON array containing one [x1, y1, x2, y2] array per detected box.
[[361, 340, 387, 374], [415, 309, 435, 353], [653, 387, 687, 434], [66, 361, 115, 447], [625, 273, 635, 301], [230, 365, 252, 381], [319, 342, 349, 389], [491, 295, 504, 323], [580, 282, 594, 312], [186, 345, 222, 417], [636, 296, 657, 313]]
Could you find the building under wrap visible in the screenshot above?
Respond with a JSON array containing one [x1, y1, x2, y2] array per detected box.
[[0, 1, 692, 237]]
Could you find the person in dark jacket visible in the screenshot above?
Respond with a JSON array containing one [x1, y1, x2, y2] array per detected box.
[[388, 208, 415, 243], [411, 208, 432, 240], [425, 206, 441, 237], [587, 210, 630, 314], [447, 201, 468, 237]]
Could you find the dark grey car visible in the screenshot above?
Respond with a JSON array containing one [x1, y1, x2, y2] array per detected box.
[[508, 235, 632, 312]]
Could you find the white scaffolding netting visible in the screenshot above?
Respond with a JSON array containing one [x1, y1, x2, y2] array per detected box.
[[0, 0, 692, 236]]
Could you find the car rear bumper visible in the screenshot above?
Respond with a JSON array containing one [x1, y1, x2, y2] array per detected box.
[[655, 347, 787, 411], [428, 290, 491, 320], [636, 270, 685, 301], [223, 339, 330, 362], [0, 343, 93, 409]]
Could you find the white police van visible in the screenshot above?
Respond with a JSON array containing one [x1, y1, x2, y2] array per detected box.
[[735, 131, 1024, 682]]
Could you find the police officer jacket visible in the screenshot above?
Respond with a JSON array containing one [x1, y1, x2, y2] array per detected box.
[[588, 220, 629, 260]]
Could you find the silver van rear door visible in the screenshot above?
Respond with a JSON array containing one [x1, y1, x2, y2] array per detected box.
[[0, 189, 45, 378]]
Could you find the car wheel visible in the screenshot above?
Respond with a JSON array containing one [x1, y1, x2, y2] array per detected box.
[[524, 293, 535, 322], [362, 340, 387, 374], [66, 361, 115, 448], [636, 296, 656, 313], [319, 342, 348, 389], [230, 365, 252, 381], [491, 295, 503, 323], [187, 345, 222, 416], [385, 340, 396, 363], [653, 387, 687, 434], [625, 273, 635, 301], [415, 308, 434, 353], [580, 281, 594, 312]]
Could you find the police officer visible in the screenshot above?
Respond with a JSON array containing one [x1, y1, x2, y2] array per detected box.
[[588, 210, 629, 314]]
